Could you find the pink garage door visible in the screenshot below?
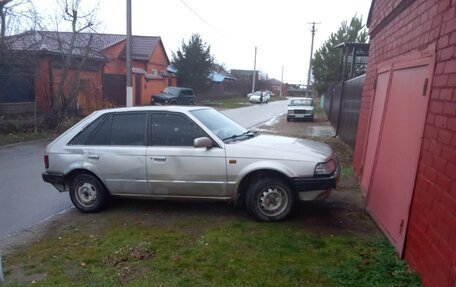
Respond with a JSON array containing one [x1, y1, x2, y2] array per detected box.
[[361, 67, 391, 194], [365, 56, 434, 256]]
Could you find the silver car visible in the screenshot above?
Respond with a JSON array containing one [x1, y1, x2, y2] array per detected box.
[[42, 106, 339, 221], [287, 98, 315, 122], [248, 91, 270, 104]]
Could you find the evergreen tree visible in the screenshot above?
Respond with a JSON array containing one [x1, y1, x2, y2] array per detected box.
[[312, 16, 368, 94], [172, 34, 214, 93]]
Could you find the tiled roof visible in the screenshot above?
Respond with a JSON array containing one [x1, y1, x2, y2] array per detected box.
[[119, 35, 161, 61], [210, 64, 236, 82], [6, 31, 162, 62]]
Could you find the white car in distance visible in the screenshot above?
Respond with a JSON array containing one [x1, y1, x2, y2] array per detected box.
[[247, 91, 270, 104]]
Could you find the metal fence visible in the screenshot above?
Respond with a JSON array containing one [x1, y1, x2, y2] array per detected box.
[[323, 75, 365, 149], [0, 102, 36, 114]]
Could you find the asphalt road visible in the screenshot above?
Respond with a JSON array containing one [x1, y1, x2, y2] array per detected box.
[[0, 140, 71, 241], [222, 100, 288, 128], [0, 99, 289, 241]]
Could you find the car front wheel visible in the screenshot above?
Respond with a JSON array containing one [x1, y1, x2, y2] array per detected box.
[[70, 173, 108, 213], [246, 177, 294, 221]]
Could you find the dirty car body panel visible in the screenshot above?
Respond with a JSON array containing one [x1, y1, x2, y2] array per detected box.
[[42, 106, 339, 221]]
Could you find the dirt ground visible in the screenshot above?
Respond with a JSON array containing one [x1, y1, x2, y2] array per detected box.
[[0, 111, 378, 257]]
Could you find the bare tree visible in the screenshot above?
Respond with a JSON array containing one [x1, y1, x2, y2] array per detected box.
[[0, 0, 38, 62], [51, 0, 100, 117]]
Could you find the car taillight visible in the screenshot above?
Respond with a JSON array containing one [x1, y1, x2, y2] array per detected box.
[[44, 155, 49, 169]]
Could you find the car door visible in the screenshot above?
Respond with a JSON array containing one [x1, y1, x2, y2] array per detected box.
[[83, 112, 148, 195], [146, 112, 228, 198]]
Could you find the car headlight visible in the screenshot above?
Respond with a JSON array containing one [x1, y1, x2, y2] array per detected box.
[[288, 110, 294, 115], [314, 159, 336, 176]]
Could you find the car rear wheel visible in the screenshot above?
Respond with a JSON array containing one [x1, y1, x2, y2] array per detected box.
[[70, 173, 108, 213], [246, 177, 294, 221]]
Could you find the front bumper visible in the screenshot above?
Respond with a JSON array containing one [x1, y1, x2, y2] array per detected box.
[[287, 111, 314, 120], [291, 167, 339, 192], [151, 96, 170, 105]]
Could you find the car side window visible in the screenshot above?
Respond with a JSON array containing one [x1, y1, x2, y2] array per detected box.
[[150, 113, 206, 146], [88, 113, 147, 146], [111, 113, 147, 145], [68, 114, 105, 145]]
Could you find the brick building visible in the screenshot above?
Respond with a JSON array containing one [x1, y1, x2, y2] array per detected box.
[[353, 0, 456, 286], [2, 31, 176, 114]]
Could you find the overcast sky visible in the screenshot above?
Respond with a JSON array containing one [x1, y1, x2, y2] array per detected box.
[[38, 0, 371, 84]]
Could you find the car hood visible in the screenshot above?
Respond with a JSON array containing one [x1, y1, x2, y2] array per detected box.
[[225, 134, 333, 162]]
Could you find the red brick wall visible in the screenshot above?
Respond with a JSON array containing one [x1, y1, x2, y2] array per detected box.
[[34, 36, 175, 111], [34, 56, 104, 114], [354, 0, 456, 286], [35, 57, 52, 111], [103, 39, 174, 106]]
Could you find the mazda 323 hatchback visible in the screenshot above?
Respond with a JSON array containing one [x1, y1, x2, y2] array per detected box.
[[42, 106, 339, 221]]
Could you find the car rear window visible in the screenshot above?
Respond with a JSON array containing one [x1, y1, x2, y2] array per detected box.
[[68, 114, 105, 145]]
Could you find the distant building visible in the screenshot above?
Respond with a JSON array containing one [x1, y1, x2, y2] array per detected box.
[[204, 64, 237, 98], [230, 69, 258, 82], [210, 64, 236, 83]]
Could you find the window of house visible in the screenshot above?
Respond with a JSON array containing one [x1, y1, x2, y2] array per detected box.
[[150, 113, 206, 146]]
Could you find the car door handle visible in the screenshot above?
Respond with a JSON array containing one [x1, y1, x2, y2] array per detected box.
[[152, 156, 166, 162], [88, 154, 99, 160]]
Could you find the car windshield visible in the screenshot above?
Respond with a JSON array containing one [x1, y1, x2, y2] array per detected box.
[[290, 99, 312, 106], [190, 108, 253, 142], [162, 87, 180, 96]]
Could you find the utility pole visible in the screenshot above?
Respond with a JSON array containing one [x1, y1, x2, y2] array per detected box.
[[126, 0, 133, 107], [307, 22, 319, 96], [280, 65, 284, 97], [252, 46, 257, 93]]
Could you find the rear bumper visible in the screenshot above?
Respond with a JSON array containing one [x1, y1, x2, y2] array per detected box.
[[42, 172, 64, 185]]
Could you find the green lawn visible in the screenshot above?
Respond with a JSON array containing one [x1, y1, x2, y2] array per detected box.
[[200, 96, 286, 109], [3, 214, 421, 287], [0, 131, 56, 146]]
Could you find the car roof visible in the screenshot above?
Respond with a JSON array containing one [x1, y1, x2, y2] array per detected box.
[[165, 87, 192, 90], [93, 105, 211, 115], [289, 97, 312, 100]]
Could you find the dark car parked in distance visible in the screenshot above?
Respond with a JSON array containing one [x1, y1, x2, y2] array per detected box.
[[151, 87, 196, 105]]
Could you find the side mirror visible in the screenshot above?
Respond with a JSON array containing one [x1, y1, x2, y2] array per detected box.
[[194, 137, 213, 148]]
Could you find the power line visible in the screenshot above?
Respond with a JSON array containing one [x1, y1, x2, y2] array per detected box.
[[179, 0, 223, 36]]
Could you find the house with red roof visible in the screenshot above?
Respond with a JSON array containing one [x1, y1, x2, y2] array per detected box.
[[1, 31, 176, 114]]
